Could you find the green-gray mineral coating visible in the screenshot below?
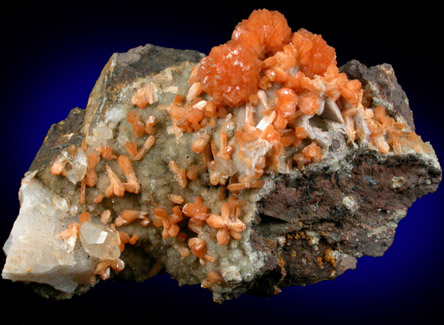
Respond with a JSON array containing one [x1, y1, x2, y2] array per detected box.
[[77, 49, 265, 298]]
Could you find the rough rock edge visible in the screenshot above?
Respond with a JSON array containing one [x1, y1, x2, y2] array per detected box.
[[5, 45, 441, 301], [340, 60, 415, 131], [17, 44, 205, 299], [241, 61, 441, 300]]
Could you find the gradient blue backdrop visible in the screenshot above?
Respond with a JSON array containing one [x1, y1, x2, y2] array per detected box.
[[1, 3, 443, 324]]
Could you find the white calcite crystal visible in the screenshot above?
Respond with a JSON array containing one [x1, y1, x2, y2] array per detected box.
[[2, 171, 95, 294]]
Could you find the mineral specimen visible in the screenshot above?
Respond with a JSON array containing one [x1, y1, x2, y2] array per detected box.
[[2, 9, 441, 302]]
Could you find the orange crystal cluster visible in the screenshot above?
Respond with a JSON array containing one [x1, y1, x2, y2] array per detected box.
[[173, 8, 429, 177], [198, 9, 337, 108]]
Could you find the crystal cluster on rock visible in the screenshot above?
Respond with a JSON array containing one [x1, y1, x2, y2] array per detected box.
[[2, 9, 441, 302]]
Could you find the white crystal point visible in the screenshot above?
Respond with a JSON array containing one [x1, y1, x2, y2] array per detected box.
[[2, 171, 95, 294], [79, 221, 121, 260]]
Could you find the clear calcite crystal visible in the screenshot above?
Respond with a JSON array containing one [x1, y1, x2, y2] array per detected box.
[[66, 149, 88, 185], [79, 221, 120, 260]]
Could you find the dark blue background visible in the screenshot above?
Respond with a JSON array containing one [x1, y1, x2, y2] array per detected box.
[[1, 3, 443, 324]]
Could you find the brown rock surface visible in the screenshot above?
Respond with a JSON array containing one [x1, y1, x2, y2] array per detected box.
[[245, 60, 442, 298]]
